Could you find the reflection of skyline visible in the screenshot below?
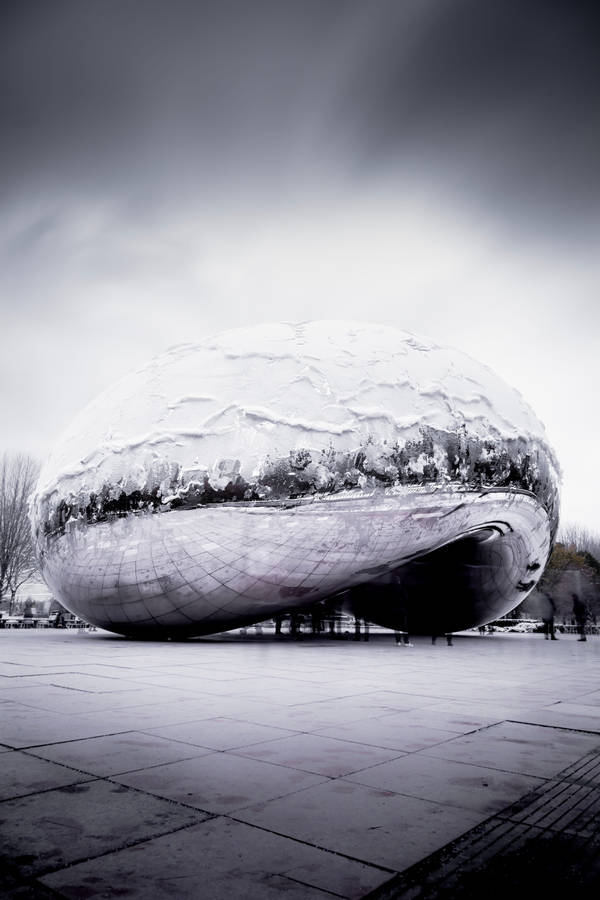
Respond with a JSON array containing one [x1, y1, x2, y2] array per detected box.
[[1, 1, 599, 530]]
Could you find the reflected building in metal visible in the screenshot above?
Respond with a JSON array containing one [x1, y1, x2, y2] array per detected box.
[[31, 322, 560, 637]]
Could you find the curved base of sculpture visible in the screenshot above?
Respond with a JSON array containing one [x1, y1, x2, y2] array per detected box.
[[39, 486, 551, 638]]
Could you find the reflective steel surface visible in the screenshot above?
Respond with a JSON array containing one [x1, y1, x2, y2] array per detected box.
[[32, 322, 559, 637], [39, 487, 551, 636]]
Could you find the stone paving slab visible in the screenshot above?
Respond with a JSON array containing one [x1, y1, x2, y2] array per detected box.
[[31, 731, 213, 776], [510, 701, 600, 733], [16, 672, 146, 693], [314, 715, 459, 752], [573, 690, 600, 707], [145, 716, 299, 751], [366, 705, 499, 734], [1, 683, 177, 716], [367, 746, 600, 898], [420, 720, 600, 778], [70, 696, 230, 730], [215, 696, 406, 731], [344, 754, 543, 816], [234, 780, 485, 870], [0, 705, 128, 748], [41, 817, 390, 899], [0, 780, 207, 884], [113, 751, 327, 814], [0, 750, 93, 801], [1, 629, 599, 898], [232, 731, 405, 777]]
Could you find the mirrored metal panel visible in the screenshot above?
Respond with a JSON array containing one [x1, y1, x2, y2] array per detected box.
[[31, 322, 560, 637]]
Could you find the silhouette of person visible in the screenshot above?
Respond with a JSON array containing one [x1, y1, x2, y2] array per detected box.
[[394, 607, 413, 647], [540, 592, 558, 640], [573, 593, 588, 641], [432, 632, 453, 646], [390, 579, 412, 646], [311, 609, 323, 635]]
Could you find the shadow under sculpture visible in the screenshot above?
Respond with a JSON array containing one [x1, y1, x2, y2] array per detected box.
[[30, 322, 559, 638]]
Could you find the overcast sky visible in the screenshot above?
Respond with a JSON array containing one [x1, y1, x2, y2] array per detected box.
[[1, 0, 599, 532]]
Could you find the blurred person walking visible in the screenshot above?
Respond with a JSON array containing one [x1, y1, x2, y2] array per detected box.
[[432, 632, 453, 646], [573, 593, 588, 641], [540, 592, 558, 640]]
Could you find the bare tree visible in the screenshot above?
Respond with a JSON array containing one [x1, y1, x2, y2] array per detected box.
[[558, 522, 600, 562], [0, 454, 40, 613]]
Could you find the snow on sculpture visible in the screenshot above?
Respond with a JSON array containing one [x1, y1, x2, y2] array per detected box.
[[31, 321, 560, 637]]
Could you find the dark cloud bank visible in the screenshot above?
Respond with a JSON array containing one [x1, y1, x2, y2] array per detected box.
[[1, 0, 598, 231], [1, 1, 598, 529]]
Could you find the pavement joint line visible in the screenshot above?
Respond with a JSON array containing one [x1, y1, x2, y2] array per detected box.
[[274, 871, 347, 898], [9, 814, 221, 883], [101, 774, 219, 815], [223, 744, 407, 777], [5, 747, 336, 814], [104, 769, 333, 815], [136, 728, 307, 752], [0, 671, 97, 679], [223, 745, 350, 775], [293, 693, 459, 708], [0, 777, 101, 804], [109, 746, 324, 779], [506, 717, 600, 736], [45, 684, 97, 693], [19, 747, 218, 780], [224, 812, 398, 875], [308, 730, 472, 752], [4, 728, 145, 751]]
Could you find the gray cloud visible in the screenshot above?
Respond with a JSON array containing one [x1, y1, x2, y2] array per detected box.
[[1, 1, 598, 230], [1, 0, 598, 529]]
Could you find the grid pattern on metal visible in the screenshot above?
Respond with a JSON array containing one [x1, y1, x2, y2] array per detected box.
[[41, 488, 551, 636]]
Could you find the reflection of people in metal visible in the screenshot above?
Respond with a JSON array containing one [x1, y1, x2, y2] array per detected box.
[[311, 608, 324, 635], [394, 585, 413, 646], [394, 604, 412, 646], [573, 593, 588, 642], [432, 632, 453, 646], [540, 592, 558, 640], [394, 628, 412, 647], [353, 617, 370, 641], [289, 612, 304, 637]]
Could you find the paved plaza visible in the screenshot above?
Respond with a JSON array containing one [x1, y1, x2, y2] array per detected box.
[[1, 628, 599, 898]]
